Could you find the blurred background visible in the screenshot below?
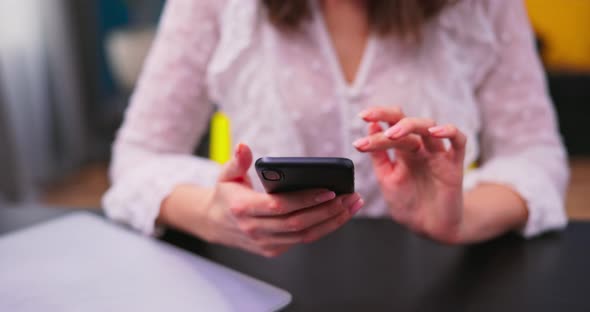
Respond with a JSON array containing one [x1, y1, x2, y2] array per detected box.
[[0, 0, 588, 219]]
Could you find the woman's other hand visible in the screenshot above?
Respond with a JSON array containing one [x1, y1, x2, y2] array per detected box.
[[353, 107, 467, 244], [161, 143, 364, 258]]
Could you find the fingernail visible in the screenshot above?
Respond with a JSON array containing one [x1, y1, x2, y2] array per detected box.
[[349, 198, 364, 215], [315, 191, 336, 203], [428, 126, 444, 135], [235, 143, 243, 157], [384, 125, 402, 138], [342, 193, 361, 208], [353, 138, 370, 149], [358, 110, 372, 119]]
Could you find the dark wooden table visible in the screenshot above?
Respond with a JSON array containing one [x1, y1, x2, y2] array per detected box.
[[2, 206, 590, 311]]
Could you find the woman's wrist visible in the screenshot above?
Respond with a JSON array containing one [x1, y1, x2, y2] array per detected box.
[[158, 184, 215, 241], [457, 183, 529, 244]]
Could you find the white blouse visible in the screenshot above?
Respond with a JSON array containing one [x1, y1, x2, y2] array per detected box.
[[103, 0, 569, 238]]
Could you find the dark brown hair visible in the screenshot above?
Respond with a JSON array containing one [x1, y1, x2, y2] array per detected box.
[[263, 0, 454, 38]]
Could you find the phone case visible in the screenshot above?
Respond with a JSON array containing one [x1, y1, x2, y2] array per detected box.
[[255, 157, 355, 195]]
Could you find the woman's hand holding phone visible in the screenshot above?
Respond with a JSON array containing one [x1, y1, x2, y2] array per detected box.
[[199, 143, 364, 257]]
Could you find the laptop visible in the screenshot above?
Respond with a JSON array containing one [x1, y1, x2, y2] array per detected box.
[[0, 212, 291, 312]]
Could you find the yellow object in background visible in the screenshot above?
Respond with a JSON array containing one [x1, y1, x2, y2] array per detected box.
[[209, 112, 231, 164], [526, 0, 590, 71]]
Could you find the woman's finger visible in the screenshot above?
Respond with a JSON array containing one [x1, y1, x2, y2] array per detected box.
[[384, 117, 446, 153], [354, 132, 422, 153], [243, 188, 339, 217], [260, 246, 291, 258], [301, 199, 363, 243], [243, 242, 291, 259], [229, 188, 336, 218], [428, 124, 467, 162], [252, 193, 362, 234], [366, 122, 394, 178], [218, 143, 253, 183], [358, 106, 405, 126]]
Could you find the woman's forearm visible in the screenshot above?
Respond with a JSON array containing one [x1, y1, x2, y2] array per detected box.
[[458, 183, 529, 244], [158, 184, 215, 241]]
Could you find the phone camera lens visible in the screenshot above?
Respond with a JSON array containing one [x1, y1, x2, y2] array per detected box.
[[262, 170, 282, 181]]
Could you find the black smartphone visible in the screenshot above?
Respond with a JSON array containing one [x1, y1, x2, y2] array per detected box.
[[255, 157, 355, 195]]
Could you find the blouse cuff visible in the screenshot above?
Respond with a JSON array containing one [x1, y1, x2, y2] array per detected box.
[[463, 157, 567, 238], [103, 155, 221, 236]]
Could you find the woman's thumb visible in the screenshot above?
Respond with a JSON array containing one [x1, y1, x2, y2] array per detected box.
[[218, 143, 253, 183]]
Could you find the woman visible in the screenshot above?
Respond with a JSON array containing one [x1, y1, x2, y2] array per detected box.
[[103, 0, 568, 257]]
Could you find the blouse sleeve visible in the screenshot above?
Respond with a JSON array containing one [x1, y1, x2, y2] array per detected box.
[[463, 0, 569, 237], [102, 0, 224, 235]]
